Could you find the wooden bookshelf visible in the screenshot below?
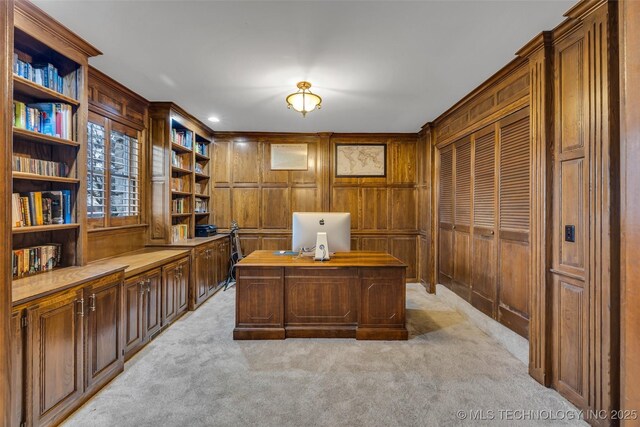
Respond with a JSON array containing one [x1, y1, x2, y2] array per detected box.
[[12, 223, 80, 234], [13, 127, 80, 147], [12, 171, 80, 183], [10, 0, 101, 281], [149, 102, 213, 244], [13, 75, 80, 106]]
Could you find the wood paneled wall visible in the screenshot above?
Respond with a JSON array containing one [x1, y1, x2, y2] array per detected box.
[[417, 127, 433, 290], [211, 132, 421, 280], [1, 1, 14, 424], [86, 67, 149, 262], [619, 0, 640, 421], [431, 59, 532, 337]]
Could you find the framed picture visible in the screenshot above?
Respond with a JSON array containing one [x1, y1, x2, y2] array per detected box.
[[270, 143, 308, 170], [335, 144, 386, 177]]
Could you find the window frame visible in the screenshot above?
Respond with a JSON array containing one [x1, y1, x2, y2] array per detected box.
[[87, 111, 143, 230]]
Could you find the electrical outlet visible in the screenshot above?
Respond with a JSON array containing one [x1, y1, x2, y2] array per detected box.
[[564, 225, 575, 242]]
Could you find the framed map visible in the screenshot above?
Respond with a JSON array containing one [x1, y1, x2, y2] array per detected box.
[[270, 143, 308, 170], [335, 144, 386, 177]]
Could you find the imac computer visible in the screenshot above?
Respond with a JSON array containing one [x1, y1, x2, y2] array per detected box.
[[291, 212, 350, 260]]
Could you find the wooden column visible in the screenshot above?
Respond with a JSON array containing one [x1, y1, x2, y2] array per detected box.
[[0, 1, 14, 425], [619, 0, 640, 422], [518, 32, 553, 386]]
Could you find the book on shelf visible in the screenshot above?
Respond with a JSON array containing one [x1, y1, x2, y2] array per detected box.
[[171, 150, 189, 169], [172, 197, 188, 214], [12, 243, 62, 278], [13, 101, 73, 140], [171, 128, 193, 149], [13, 154, 69, 178], [171, 224, 189, 242], [194, 182, 204, 194], [196, 142, 207, 156], [12, 191, 70, 227], [195, 198, 207, 213], [13, 52, 78, 99]]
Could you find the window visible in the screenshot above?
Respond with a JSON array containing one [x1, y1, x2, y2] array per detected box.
[[87, 121, 106, 219], [110, 129, 139, 217], [87, 112, 141, 228]]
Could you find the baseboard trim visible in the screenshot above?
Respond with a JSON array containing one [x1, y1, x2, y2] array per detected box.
[[436, 284, 529, 365]]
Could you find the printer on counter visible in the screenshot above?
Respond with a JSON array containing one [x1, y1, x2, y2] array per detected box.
[[195, 224, 217, 237]]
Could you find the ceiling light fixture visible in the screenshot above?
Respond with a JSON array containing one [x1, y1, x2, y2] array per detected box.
[[286, 81, 322, 117], [208, 116, 220, 123]]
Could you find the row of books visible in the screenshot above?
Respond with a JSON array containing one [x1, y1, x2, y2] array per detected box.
[[172, 197, 189, 214], [171, 151, 189, 170], [171, 177, 189, 192], [171, 129, 193, 149], [12, 191, 72, 228], [13, 155, 69, 178], [12, 243, 62, 278], [13, 53, 78, 99], [195, 142, 208, 156], [195, 198, 207, 213], [171, 224, 189, 242], [13, 101, 73, 140]]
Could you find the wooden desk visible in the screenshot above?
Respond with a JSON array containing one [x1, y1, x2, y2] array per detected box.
[[234, 251, 408, 340]]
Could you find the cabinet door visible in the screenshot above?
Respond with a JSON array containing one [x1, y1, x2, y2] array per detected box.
[[124, 275, 145, 357], [177, 258, 190, 315], [195, 246, 209, 305], [85, 276, 124, 393], [11, 310, 24, 427], [209, 241, 222, 293], [28, 288, 84, 427], [163, 262, 179, 325], [144, 269, 162, 338], [218, 240, 230, 288]]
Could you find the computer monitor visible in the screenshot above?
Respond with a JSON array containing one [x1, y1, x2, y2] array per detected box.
[[291, 212, 351, 253]]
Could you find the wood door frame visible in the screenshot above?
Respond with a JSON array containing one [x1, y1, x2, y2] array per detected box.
[[0, 1, 14, 425]]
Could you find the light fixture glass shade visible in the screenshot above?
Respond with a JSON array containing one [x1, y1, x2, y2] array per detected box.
[[286, 81, 322, 117]]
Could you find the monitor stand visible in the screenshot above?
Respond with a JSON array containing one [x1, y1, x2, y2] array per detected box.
[[314, 232, 330, 261]]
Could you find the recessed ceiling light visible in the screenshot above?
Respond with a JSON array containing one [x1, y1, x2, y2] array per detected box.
[[208, 116, 220, 123]]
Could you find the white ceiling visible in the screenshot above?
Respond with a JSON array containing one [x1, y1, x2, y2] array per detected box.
[[34, 0, 572, 133]]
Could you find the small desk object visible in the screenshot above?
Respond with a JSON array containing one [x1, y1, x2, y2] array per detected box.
[[233, 251, 408, 340]]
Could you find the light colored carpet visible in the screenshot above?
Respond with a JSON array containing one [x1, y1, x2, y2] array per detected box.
[[63, 284, 586, 427]]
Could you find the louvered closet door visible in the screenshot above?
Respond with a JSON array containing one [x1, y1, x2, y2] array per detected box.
[[497, 109, 531, 337], [452, 138, 472, 299], [471, 127, 497, 317], [438, 147, 454, 284]]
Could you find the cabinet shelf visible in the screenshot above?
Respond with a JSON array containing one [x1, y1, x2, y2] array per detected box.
[[13, 75, 80, 106], [195, 152, 209, 161], [195, 194, 210, 198], [13, 171, 79, 184], [171, 142, 192, 153], [194, 212, 210, 216], [171, 166, 192, 175], [171, 213, 192, 217], [194, 172, 209, 180], [13, 127, 79, 147], [171, 190, 192, 197], [13, 223, 80, 234]]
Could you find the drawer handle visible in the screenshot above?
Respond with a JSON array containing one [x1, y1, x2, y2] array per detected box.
[[89, 293, 96, 312], [77, 298, 84, 317]]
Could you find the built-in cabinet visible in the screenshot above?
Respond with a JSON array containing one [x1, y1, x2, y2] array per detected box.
[[123, 268, 162, 358], [437, 107, 531, 337], [162, 257, 190, 325], [170, 236, 230, 310], [11, 271, 124, 427]]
